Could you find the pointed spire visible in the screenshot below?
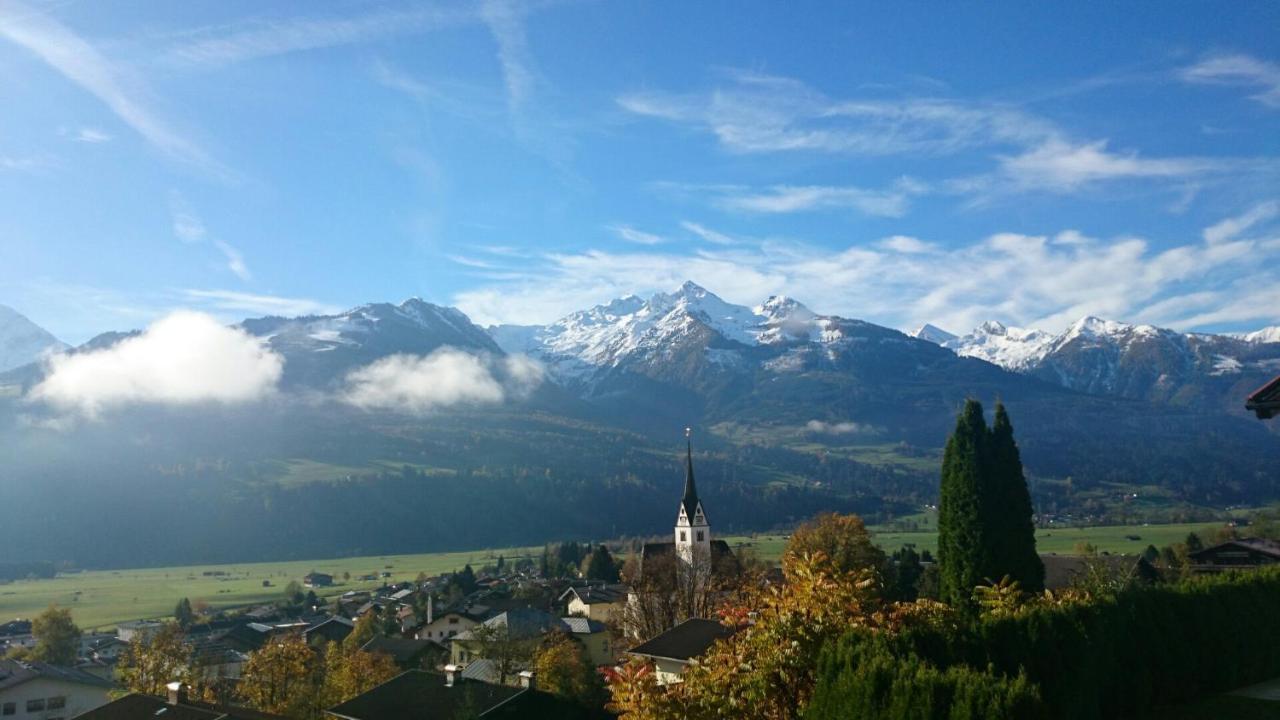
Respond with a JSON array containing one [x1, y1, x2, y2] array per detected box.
[[681, 427, 700, 521]]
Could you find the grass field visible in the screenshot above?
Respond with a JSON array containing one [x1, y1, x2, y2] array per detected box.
[[0, 519, 1230, 632]]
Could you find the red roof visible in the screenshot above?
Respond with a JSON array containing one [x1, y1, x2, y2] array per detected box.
[[1246, 374, 1280, 419]]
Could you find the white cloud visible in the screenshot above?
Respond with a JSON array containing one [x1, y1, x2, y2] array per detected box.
[[805, 420, 867, 435], [1181, 54, 1280, 108], [169, 192, 206, 243], [618, 71, 1054, 156], [28, 311, 283, 418], [71, 127, 111, 143], [720, 181, 924, 217], [1202, 201, 1278, 244], [480, 0, 535, 110], [182, 290, 343, 317], [681, 221, 739, 246], [451, 204, 1280, 334], [341, 348, 542, 414], [612, 225, 666, 245], [0, 1, 215, 169], [166, 5, 478, 67], [992, 138, 1211, 193], [215, 240, 251, 281]]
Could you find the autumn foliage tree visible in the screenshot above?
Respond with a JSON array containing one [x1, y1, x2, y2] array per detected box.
[[117, 622, 191, 697], [238, 634, 319, 718], [533, 631, 607, 707], [28, 605, 81, 665]]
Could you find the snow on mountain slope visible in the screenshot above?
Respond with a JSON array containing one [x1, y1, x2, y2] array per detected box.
[[488, 281, 846, 381], [0, 304, 67, 372], [910, 323, 957, 345], [1238, 326, 1280, 344], [938, 321, 1056, 371]]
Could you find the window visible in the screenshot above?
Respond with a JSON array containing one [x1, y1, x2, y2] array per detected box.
[[47, 698, 66, 711], [27, 700, 45, 713], [679, 531, 687, 541], [3, 702, 14, 716], [696, 531, 704, 542], [448, 617, 459, 624]]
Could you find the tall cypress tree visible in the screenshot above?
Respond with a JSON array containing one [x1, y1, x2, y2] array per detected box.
[[989, 403, 1044, 592], [937, 399, 991, 607]]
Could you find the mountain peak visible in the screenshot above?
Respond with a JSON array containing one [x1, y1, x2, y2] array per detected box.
[[911, 323, 957, 344], [978, 320, 1008, 335], [0, 304, 67, 372]]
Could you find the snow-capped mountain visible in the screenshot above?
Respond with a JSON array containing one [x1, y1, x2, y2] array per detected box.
[[238, 298, 502, 387], [0, 305, 67, 373], [938, 321, 1056, 371], [490, 281, 847, 383], [916, 315, 1280, 406], [1237, 326, 1280, 344], [909, 324, 957, 345]]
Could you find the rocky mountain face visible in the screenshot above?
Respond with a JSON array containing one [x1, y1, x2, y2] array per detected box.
[[0, 305, 66, 373]]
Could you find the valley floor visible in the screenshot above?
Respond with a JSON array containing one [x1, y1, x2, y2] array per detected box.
[[0, 520, 1229, 631]]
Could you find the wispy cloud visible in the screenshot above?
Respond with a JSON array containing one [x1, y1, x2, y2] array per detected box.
[[167, 192, 250, 279], [611, 225, 666, 245], [1181, 53, 1280, 108], [680, 221, 739, 246], [719, 180, 927, 217], [453, 203, 1280, 334], [988, 139, 1214, 194], [182, 289, 343, 317], [69, 127, 111, 143], [165, 5, 478, 67], [480, 0, 536, 110], [0, 1, 215, 170], [214, 240, 251, 281], [618, 71, 1054, 156]]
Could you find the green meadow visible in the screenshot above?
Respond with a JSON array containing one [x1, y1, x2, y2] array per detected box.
[[0, 520, 1229, 631]]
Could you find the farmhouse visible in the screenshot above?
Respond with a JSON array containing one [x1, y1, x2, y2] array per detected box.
[[1190, 538, 1280, 570], [450, 609, 613, 669], [303, 572, 334, 588], [0, 660, 113, 720], [626, 618, 735, 686]]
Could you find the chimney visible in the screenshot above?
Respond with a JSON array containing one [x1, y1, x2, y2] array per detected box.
[[518, 670, 535, 690], [444, 664, 460, 687], [166, 682, 188, 706], [426, 593, 434, 625]]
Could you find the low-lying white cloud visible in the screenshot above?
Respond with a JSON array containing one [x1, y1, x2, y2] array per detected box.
[[805, 420, 867, 435], [29, 311, 283, 418], [342, 349, 543, 414]]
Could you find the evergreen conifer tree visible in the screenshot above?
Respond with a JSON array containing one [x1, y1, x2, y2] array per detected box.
[[989, 403, 1044, 592], [938, 399, 992, 607]]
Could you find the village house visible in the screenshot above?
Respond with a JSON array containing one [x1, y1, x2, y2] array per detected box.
[[303, 572, 334, 589], [626, 618, 735, 686], [413, 598, 491, 643], [360, 637, 444, 671], [303, 617, 354, 648], [74, 682, 286, 720], [323, 667, 599, 720], [0, 660, 113, 720], [450, 609, 613, 670], [559, 584, 628, 624], [1246, 375, 1280, 419], [1039, 553, 1160, 590], [1190, 538, 1280, 570]]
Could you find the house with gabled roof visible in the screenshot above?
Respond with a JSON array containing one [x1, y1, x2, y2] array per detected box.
[[559, 584, 629, 624], [323, 667, 605, 720], [1246, 375, 1280, 419], [0, 659, 113, 720], [626, 618, 735, 686]]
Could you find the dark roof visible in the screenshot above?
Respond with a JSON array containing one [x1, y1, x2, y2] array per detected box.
[[1246, 375, 1280, 419], [628, 619, 734, 663], [681, 439, 701, 521], [327, 671, 518, 720], [1190, 538, 1280, 562], [360, 637, 441, 666], [305, 617, 354, 644], [0, 659, 114, 691], [559, 584, 629, 605], [74, 693, 285, 720], [1039, 554, 1157, 590]]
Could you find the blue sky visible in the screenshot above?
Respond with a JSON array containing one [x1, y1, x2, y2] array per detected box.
[[1, 0, 1278, 344]]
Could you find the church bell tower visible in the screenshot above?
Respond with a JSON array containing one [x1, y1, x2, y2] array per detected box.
[[674, 428, 711, 573]]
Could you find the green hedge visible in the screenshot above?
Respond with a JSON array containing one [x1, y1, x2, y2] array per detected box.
[[809, 568, 1280, 720]]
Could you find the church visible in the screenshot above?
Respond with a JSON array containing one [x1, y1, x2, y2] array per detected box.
[[637, 431, 736, 582]]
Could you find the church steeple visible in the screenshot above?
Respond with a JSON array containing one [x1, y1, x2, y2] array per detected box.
[[681, 434, 701, 522], [675, 428, 711, 571]]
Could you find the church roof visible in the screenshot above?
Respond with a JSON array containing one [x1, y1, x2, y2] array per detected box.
[[681, 439, 700, 520]]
